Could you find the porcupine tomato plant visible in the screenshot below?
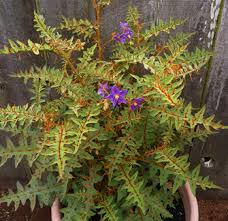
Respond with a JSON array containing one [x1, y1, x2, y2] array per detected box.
[[0, 1, 225, 220]]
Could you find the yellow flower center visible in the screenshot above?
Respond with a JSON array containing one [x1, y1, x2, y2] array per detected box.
[[133, 102, 137, 106], [115, 94, 119, 100]]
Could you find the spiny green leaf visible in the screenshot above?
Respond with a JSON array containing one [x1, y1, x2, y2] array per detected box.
[[143, 18, 184, 40], [0, 175, 67, 211], [0, 39, 51, 55]]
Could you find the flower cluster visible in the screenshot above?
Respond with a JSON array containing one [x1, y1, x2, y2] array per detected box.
[[98, 82, 144, 111], [114, 22, 133, 44]]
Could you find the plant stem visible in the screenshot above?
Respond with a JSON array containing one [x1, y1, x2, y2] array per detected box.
[[92, 0, 103, 60], [138, 207, 144, 221]]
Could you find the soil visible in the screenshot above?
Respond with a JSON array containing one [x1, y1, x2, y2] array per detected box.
[[198, 199, 228, 221], [0, 199, 228, 220], [165, 199, 228, 221], [0, 203, 51, 221]]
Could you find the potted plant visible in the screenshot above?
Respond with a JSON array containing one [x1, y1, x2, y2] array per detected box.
[[0, 1, 225, 220]]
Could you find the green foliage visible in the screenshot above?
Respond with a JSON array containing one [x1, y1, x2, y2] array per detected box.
[[0, 3, 226, 220], [34, 12, 61, 42], [149, 102, 224, 132], [60, 17, 95, 40], [61, 163, 103, 221], [98, 197, 120, 221], [0, 104, 42, 129], [97, 0, 111, 7], [0, 175, 67, 211], [143, 18, 184, 40], [115, 166, 145, 213], [0, 39, 51, 55], [126, 6, 140, 28], [13, 66, 73, 94], [0, 137, 41, 167], [154, 146, 218, 194], [144, 193, 173, 220]]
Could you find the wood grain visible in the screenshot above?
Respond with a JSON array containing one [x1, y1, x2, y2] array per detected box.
[[0, 0, 37, 182], [190, 0, 228, 199]]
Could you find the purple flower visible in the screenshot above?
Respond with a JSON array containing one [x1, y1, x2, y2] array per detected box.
[[130, 97, 145, 111], [120, 22, 130, 31], [125, 29, 133, 39], [114, 31, 133, 44], [113, 22, 133, 44], [106, 86, 128, 107], [114, 33, 126, 44], [98, 82, 109, 98]]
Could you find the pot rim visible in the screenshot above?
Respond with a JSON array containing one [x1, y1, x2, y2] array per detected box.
[[51, 181, 199, 221], [179, 181, 199, 221]]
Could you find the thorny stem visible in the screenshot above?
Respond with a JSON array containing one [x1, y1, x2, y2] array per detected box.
[[138, 207, 144, 221], [136, 21, 141, 47], [54, 48, 83, 83], [123, 143, 165, 163], [92, 0, 104, 60], [143, 114, 149, 148], [56, 49, 78, 75], [65, 57, 78, 75], [57, 125, 64, 178]]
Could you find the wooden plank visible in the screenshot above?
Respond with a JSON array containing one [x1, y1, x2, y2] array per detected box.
[[0, 0, 38, 106], [190, 0, 228, 199], [36, 0, 91, 25], [101, 0, 216, 107], [0, 0, 37, 184], [35, 0, 91, 66], [35, 0, 218, 107]]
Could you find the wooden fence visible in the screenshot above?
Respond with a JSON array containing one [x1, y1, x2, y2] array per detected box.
[[0, 0, 227, 199]]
